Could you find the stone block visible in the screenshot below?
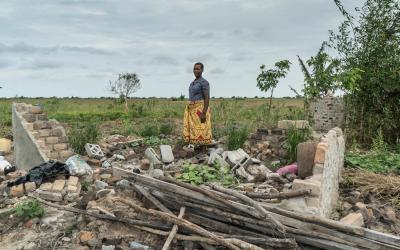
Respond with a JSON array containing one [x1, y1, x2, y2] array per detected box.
[[33, 121, 49, 130], [25, 123, 34, 131], [67, 176, 79, 187], [51, 179, 65, 193], [37, 139, 46, 148], [22, 113, 36, 123], [38, 129, 51, 137], [36, 189, 63, 202], [49, 152, 59, 159], [292, 179, 321, 197], [340, 212, 364, 227], [24, 182, 37, 193], [160, 145, 174, 163], [10, 184, 24, 197], [297, 142, 318, 178], [36, 114, 48, 121], [40, 182, 53, 191], [84, 143, 105, 159], [314, 143, 328, 164], [54, 143, 68, 151], [313, 163, 324, 175], [29, 105, 43, 114], [46, 137, 59, 144], [59, 150, 74, 159], [51, 127, 65, 137]]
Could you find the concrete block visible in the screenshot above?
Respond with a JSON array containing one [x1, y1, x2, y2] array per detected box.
[[24, 182, 36, 193], [33, 121, 49, 130], [59, 150, 74, 159], [54, 143, 68, 151], [46, 137, 59, 144], [29, 105, 43, 114], [36, 139, 46, 148], [297, 142, 318, 178], [67, 176, 79, 187], [38, 129, 51, 137], [51, 179, 65, 193], [10, 184, 24, 197], [51, 127, 65, 137], [49, 152, 59, 159], [144, 148, 161, 165], [25, 123, 34, 131], [340, 212, 364, 227], [223, 148, 249, 166], [160, 145, 174, 163], [292, 179, 321, 197], [40, 182, 53, 191], [235, 166, 255, 182], [314, 143, 328, 164], [313, 163, 324, 175], [84, 143, 105, 159], [232, 155, 252, 173], [22, 113, 36, 123], [36, 114, 48, 121], [37, 189, 63, 202]]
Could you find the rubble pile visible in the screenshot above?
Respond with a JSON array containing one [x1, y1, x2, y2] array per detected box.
[[1, 121, 400, 249]]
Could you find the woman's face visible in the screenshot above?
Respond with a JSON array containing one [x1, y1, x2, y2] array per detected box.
[[193, 64, 203, 78]]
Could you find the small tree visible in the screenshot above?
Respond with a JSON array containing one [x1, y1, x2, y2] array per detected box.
[[257, 60, 291, 112], [109, 73, 141, 112]]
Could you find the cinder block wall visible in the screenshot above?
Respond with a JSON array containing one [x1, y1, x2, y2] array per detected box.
[[309, 95, 345, 132], [12, 103, 74, 170]]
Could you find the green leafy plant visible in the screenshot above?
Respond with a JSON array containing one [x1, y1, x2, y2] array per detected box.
[[284, 126, 312, 163], [81, 181, 91, 192], [159, 123, 173, 135], [68, 122, 100, 155], [143, 136, 171, 146], [140, 124, 159, 137], [226, 125, 249, 150], [257, 60, 291, 112], [372, 128, 388, 153], [345, 152, 400, 175], [177, 163, 235, 187], [13, 199, 45, 221]]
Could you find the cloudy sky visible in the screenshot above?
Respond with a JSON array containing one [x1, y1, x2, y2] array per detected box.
[[0, 0, 363, 98]]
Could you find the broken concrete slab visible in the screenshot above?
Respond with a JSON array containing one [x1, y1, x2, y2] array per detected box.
[[36, 189, 63, 202], [144, 148, 161, 165], [340, 212, 364, 227], [160, 145, 174, 163], [85, 143, 105, 159], [223, 148, 249, 167]]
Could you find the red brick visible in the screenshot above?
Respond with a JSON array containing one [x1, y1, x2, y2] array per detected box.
[[314, 143, 328, 164], [10, 184, 24, 197], [29, 105, 43, 114]]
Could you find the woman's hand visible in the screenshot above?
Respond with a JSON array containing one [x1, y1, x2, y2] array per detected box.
[[199, 112, 207, 123]]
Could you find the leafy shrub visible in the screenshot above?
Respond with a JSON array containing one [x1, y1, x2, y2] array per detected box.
[[177, 163, 235, 187], [140, 124, 159, 137], [226, 125, 249, 150], [13, 199, 45, 220], [284, 126, 312, 163], [143, 136, 171, 146], [68, 122, 100, 154], [345, 152, 400, 175], [159, 123, 173, 135], [372, 128, 388, 153]]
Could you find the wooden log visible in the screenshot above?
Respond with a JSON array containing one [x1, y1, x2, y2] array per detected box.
[[114, 197, 241, 250], [244, 189, 311, 200], [209, 183, 286, 234], [162, 206, 186, 250], [30, 195, 169, 231], [133, 184, 172, 214]]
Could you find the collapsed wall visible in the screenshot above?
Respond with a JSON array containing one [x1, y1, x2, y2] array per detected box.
[[281, 127, 345, 218], [12, 103, 74, 170]]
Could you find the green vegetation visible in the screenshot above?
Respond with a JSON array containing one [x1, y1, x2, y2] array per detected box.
[[226, 125, 249, 150], [345, 152, 400, 175], [13, 199, 45, 221], [68, 122, 100, 154], [177, 163, 236, 187], [284, 126, 312, 163], [143, 136, 171, 146]]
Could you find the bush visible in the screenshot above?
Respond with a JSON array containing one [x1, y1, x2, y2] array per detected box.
[[284, 126, 312, 163], [68, 122, 100, 154], [140, 124, 159, 137], [226, 125, 249, 150], [159, 123, 173, 135], [13, 199, 45, 221]]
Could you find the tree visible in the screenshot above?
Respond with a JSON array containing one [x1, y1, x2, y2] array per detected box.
[[330, 0, 400, 145], [109, 73, 141, 112], [256, 60, 291, 112]]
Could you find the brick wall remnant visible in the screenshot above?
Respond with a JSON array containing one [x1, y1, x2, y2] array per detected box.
[[309, 95, 345, 132]]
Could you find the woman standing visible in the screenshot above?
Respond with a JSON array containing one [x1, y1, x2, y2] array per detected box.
[[183, 62, 212, 148]]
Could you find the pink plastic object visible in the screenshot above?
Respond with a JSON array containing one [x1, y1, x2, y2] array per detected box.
[[276, 163, 298, 176]]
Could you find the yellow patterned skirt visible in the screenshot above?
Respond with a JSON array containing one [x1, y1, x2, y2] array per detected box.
[[183, 101, 212, 145]]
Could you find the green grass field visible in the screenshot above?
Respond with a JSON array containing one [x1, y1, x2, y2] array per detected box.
[[0, 97, 305, 139]]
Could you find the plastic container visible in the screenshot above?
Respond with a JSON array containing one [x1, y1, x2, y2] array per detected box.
[[0, 156, 12, 174]]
